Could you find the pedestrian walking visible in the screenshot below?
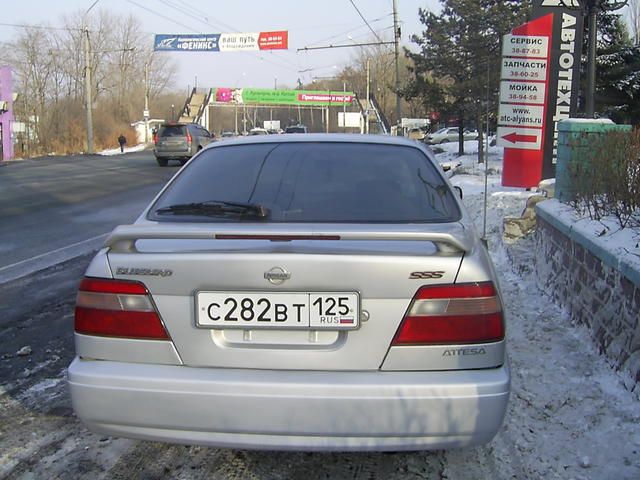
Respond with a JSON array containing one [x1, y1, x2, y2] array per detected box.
[[118, 134, 127, 153]]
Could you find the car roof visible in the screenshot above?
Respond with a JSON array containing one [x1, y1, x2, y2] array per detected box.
[[160, 122, 203, 128], [204, 133, 427, 149]]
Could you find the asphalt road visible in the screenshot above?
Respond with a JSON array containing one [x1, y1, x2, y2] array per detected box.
[[0, 151, 178, 283]]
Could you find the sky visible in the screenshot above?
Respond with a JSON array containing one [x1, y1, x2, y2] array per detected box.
[[0, 0, 440, 90]]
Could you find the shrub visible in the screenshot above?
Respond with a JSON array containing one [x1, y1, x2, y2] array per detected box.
[[567, 127, 640, 229]]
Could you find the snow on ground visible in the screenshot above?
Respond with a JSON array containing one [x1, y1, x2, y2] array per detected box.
[[436, 141, 640, 480], [98, 144, 146, 156]]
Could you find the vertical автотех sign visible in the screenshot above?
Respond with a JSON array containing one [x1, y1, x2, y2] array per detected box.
[[500, 1, 584, 187]]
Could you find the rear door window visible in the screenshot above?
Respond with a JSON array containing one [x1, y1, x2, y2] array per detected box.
[[149, 142, 461, 223], [159, 125, 186, 137]]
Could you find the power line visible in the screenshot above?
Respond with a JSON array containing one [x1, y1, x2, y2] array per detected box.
[[157, 0, 235, 32], [0, 22, 81, 32], [127, 0, 200, 33], [84, 0, 101, 16], [298, 62, 346, 73], [128, 0, 318, 78], [172, 0, 238, 32], [145, 0, 301, 73], [305, 14, 392, 48], [298, 41, 395, 52], [347, 0, 384, 44]]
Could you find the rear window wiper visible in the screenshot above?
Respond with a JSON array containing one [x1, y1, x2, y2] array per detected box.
[[154, 200, 270, 219]]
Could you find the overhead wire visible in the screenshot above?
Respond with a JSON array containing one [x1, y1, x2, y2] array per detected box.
[[305, 14, 391, 48], [127, 0, 200, 33], [171, 0, 238, 32], [295, 15, 392, 80], [0, 22, 81, 32], [156, 0, 235, 33], [347, 0, 384, 44], [143, 0, 301, 74]]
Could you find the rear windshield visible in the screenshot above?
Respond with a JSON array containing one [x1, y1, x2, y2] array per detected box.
[[159, 125, 186, 137], [148, 142, 461, 223], [285, 127, 306, 133]]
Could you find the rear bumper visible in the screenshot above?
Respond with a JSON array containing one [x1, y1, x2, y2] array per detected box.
[[68, 358, 510, 451], [154, 149, 192, 159]]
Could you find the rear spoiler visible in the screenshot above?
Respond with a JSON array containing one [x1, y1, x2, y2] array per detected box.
[[105, 224, 474, 254]]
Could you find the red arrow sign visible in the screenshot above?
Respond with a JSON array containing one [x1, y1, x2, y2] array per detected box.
[[502, 132, 539, 144]]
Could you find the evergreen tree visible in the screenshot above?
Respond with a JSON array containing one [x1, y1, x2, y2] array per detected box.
[[404, 0, 530, 156], [591, 11, 640, 124]]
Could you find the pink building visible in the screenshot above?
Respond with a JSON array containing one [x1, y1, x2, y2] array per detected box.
[[0, 66, 14, 161]]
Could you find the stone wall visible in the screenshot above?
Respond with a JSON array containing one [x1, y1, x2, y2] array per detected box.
[[534, 205, 640, 394]]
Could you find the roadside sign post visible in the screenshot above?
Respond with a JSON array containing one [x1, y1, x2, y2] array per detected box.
[[499, 1, 584, 188]]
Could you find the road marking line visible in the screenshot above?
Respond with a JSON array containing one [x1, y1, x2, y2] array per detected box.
[[0, 232, 109, 273]]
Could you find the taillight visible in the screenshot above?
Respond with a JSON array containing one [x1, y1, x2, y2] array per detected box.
[[185, 131, 192, 144], [153, 132, 158, 144], [392, 282, 504, 346], [74, 277, 170, 340]]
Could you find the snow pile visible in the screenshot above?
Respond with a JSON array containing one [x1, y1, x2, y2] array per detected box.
[[99, 144, 147, 156], [436, 141, 640, 480]]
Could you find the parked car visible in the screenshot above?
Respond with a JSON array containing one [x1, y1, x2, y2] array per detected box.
[[249, 128, 269, 135], [153, 123, 215, 166], [407, 126, 428, 141], [425, 127, 479, 144], [69, 134, 509, 451], [284, 124, 308, 134]]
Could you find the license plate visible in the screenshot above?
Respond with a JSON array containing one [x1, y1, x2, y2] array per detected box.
[[196, 291, 360, 330]]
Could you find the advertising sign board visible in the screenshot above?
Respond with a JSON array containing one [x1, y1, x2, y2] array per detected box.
[[502, 35, 549, 59], [500, 81, 547, 105], [339, 112, 362, 128], [498, 105, 545, 128], [212, 88, 356, 106], [154, 31, 288, 52], [500, 58, 548, 82], [263, 120, 281, 131], [499, 1, 584, 187]]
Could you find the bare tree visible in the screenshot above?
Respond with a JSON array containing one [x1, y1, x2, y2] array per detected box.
[[1, 9, 177, 154], [629, 0, 640, 44]]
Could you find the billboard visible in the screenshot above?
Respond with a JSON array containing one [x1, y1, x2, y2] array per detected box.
[[154, 31, 288, 52], [338, 112, 362, 128], [212, 88, 356, 106]]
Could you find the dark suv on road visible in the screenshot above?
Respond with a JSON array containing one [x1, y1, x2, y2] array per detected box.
[[154, 123, 215, 166], [284, 124, 308, 134]]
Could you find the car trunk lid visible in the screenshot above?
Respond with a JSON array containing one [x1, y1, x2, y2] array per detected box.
[[106, 223, 470, 371]]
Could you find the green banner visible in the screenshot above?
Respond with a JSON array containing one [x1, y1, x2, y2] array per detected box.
[[212, 88, 356, 106]]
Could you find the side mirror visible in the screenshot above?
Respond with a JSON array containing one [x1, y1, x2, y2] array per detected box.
[[454, 186, 463, 200]]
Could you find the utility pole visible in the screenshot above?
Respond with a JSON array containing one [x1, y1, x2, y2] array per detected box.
[[586, 4, 598, 117], [392, 0, 402, 129], [366, 59, 370, 134], [235, 103, 238, 134], [343, 81, 347, 132], [144, 62, 150, 144], [84, 27, 94, 154]]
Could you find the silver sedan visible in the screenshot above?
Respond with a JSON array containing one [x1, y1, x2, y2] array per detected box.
[[68, 134, 509, 451]]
